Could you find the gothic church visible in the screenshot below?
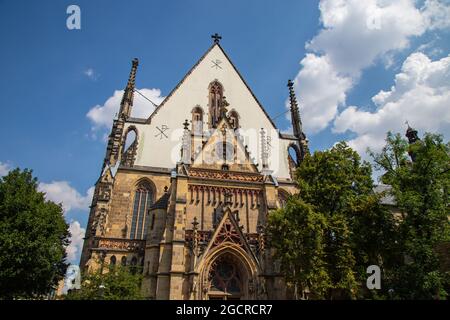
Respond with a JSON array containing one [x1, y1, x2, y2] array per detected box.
[[80, 35, 309, 300]]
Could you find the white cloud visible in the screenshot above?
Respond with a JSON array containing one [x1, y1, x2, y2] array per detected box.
[[66, 220, 85, 263], [87, 88, 165, 131], [291, 0, 449, 136], [333, 52, 450, 156], [0, 161, 11, 176], [289, 54, 352, 133], [38, 181, 94, 213], [422, 0, 450, 31], [308, 0, 426, 76], [84, 68, 99, 80]]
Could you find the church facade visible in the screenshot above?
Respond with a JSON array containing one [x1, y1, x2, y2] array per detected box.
[[80, 35, 309, 300]]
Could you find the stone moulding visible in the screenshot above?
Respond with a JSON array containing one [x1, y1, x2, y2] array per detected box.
[[188, 167, 264, 182], [93, 237, 146, 252]]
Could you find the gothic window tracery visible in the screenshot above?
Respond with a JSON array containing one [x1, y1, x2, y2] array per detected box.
[[192, 106, 204, 135], [130, 181, 154, 240], [209, 81, 223, 128], [109, 255, 116, 269], [208, 254, 243, 298], [278, 189, 289, 208], [130, 256, 138, 274]]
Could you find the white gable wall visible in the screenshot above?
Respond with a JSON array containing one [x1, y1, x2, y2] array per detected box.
[[125, 45, 293, 180]]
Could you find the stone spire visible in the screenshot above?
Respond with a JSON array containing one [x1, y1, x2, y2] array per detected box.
[[119, 58, 139, 119], [287, 79, 309, 165], [103, 58, 139, 169], [287, 79, 303, 140]]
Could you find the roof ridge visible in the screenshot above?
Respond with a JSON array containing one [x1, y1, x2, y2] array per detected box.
[[145, 42, 278, 130], [146, 42, 217, 123]]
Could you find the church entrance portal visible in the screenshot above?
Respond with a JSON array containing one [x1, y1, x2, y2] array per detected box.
[[205, 252, 248, 300]]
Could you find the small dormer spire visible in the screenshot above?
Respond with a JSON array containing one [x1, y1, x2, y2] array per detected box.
[[260, 128, 268, 170], [181, 119, 191, 164]]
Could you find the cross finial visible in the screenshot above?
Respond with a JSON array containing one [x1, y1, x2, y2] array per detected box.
[[192, 216, 199, 230], [211, 33, 222, 44], [183, 119, 189, 130], [405, 120, 410, 128], [287, 79, 294, 88]]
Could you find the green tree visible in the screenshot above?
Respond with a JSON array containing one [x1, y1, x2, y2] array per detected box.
[[370, 132, 450, 299], [268, 199, 330, 299], [65, 265, 144, 300], [0, 168, 70, 299], [267, 142, 397, 299]]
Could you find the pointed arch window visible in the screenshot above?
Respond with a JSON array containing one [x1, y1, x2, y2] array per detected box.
[[130, 181, 154, 240], [122, 127, 138, 167], [288, 144, 301, 167], [109, 255, 117, 270], [278, 189, 289, 208], [209, 81, 223, 128], [130, 256, 138, 274], [192, 106, 204, 135]]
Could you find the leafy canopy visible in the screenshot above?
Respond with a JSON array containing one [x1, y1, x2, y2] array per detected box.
[[65, 265, 144, 300], [268, 142, 397, 299], [370, 132, 450, 299], [0, 168, 69, 299]]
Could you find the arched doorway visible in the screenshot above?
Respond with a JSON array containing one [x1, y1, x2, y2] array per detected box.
[[202, 250, 255, 300], [207, 254, 242, 300]]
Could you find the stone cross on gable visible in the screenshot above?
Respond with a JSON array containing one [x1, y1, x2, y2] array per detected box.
[[211, 33, 222, 44]]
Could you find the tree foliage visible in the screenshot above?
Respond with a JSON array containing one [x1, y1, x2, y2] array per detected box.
[[370, 132, 450, 299], [0, 168, 69, 299], [65, 265, 144, 300], [267, 142, 397, 299]]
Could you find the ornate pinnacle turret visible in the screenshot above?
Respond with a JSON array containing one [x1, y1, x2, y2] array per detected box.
[[287, 79, 303, 139], [287, 79, 309, 165], [102, 58, 139, 169], [260, 128, 268, 169], [181, 119, 191, 164], [119, 58, 139, 119]]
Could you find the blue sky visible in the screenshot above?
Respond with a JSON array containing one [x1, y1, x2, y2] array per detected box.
[[0, 0, 449, 265]]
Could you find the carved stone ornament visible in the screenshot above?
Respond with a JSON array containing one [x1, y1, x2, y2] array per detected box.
[[97, 237, 145, 252]]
